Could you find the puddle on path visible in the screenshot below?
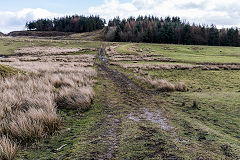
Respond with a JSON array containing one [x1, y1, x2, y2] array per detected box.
[[129, 108, 173, 131]]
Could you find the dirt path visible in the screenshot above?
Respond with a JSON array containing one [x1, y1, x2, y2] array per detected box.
[[92, 48, 180, 159]]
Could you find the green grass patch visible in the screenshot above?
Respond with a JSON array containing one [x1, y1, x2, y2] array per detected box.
[[147, 69, 240, 158], [116, 43, 240, 63], [112, 63, 240, 158], [115, 43, 139, 55]]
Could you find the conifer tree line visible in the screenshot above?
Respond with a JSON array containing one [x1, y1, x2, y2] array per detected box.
[[105, 16, 240, 47], [26, 15, 105, 33], [26, 15, 240, 47]]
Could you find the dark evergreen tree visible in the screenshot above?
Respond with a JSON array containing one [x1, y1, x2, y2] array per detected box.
[[115, 26, 122, 42], [105, 16, 240, 47], [208, 25, 219, 46], [26, 15, 105, 33], [226, 28, 239, 46], [26, 22, 36, 30], [182, 24, 192, 44]]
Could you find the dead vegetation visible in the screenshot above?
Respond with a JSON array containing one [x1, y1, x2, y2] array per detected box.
[[112, 62, 240, 71], [0, 48, 97, 159], [55, 86, 94, 111], [0, 74, 60, 159], [109, 54, 173, 62], [106, 46, 173, 62], [135, 75, 187, 92], [0, 136, 18, 160], [14, 47, 80, 56], [14, 47, 97, 56], [1, 54, 95, 68], [107, 46, 240, 71], [112, 62, 194, 70]]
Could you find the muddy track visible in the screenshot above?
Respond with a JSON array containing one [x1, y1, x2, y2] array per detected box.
[[97, 48, 150, 95], [93, 48, 179, 159]]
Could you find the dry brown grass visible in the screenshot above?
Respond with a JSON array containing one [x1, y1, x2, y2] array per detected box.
[[0, 52, 97, 159], [109, 54, 173, 62], [106, 46, 173, 62], [3, 62, 96, 74], [0, 75, 60, 143], [14, 46, 97, 56], [55, 87, 94, 112], [0, 136, 18, 160], [1, 54, 95, 64], [0, 58, 18, 63], [112, 62, 194, 70], [174, 82, 188, 91], [14, 47, 80, 56], [112, 62, 240, 71], [136, 75, 187, 92], [0, 72, 96, 145]]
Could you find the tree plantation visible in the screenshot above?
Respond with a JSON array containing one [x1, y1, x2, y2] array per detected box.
[[105, 16, 240, 47], [26, 15, 240, 47], [26, 15, 105, 33]]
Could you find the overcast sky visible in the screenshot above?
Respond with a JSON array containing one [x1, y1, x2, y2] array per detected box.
[[1, 0, 240, 33]]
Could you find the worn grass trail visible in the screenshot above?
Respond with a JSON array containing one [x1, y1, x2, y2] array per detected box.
[[17, 48, 183, 159], [15, 45, 240, 159], [89, 49, 183, 159]]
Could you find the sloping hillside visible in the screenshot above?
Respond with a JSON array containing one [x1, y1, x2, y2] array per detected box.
[[65, 29, 106, 41], [6, 29, 105, 41], [7, 31, 73, 37]]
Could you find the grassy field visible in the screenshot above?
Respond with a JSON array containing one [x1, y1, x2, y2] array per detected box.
[[0, 34, 240, 159], [116, 43, 240, 64], [150, 69, 240, 153], [110, 43, 240, 158], [0, 37, 110, 56]]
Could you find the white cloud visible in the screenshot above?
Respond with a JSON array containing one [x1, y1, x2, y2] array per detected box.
[[88, 0, 240, 28], [88, 0, 137, 20], [0, 8, 61, 34]]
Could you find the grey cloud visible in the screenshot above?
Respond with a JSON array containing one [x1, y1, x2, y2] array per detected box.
[[213, 3, 240, 14], [205, 15, 240, 26]]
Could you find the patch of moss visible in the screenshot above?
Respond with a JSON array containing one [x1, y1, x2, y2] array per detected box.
[[0, 64, 20, 77]]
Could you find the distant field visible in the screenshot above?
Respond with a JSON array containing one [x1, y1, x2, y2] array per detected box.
[[0, 37, 107, 56], [116, 43, 240, 64]]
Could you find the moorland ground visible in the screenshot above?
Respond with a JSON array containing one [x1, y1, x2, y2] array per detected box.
[[0, 32, 240, 159]]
